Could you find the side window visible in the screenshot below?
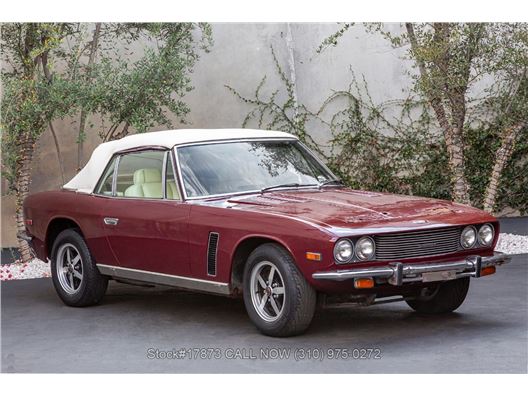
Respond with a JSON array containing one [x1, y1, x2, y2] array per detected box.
[[116, 150, 165, 199], [165, 153, 181, 200], [95, 156, 117, 196]]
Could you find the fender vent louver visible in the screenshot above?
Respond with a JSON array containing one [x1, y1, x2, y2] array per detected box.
[[207, 232, 219, 276]]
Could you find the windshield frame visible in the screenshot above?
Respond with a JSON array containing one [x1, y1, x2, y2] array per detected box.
[[174, 138, 338, 200]]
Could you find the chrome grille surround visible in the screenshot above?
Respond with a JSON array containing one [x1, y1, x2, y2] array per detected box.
[[374, 226, 462, 260]]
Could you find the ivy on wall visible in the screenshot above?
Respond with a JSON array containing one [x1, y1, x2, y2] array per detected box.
[[227, 46, 528, 215]]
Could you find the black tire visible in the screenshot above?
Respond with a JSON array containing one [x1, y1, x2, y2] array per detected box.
[[50, 229, 108, 307], [406, 277, 470, 314], [242, 243, 316, 337]]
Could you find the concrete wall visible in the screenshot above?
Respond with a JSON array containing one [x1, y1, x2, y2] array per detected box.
[[1, 23, 412, 247]]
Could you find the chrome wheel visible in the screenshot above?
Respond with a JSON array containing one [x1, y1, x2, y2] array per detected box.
[[56, 243, 83, 294], [250, 261, 286, 322]]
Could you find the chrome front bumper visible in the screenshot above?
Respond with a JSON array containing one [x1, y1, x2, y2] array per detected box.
[[312, 252, 511, 286]]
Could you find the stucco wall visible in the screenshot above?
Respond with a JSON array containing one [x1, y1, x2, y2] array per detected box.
[[1, 23, 412, 247]]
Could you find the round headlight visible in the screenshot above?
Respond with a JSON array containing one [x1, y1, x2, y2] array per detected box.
[[460, 226, 477, 249], [478, 224, 494, 246], [356, 236, 375, 260], [334, 239, 354, 263]]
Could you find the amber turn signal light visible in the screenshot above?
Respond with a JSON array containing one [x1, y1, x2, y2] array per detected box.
[[480, 266, 496, 277], [305, 252, 322, 261], [354, 277, 375, 289]]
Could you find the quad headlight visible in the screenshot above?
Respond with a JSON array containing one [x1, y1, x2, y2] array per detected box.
[[334, 239, 354, 263], [334, 236, 376, 263], [355, 236, 375, 261], [460, 226, 477, 249], [478, 223, 494, 246]]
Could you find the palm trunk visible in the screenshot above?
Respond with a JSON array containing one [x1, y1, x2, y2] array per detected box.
[[483, 122, 524, 213], [15, 135, 36, 262]]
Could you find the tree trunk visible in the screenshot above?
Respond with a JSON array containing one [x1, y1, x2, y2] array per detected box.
[[405, 23, 471, 205], [49, 121, 65, 184], [77, 22, 102, 170], [446, 125, 470, 205], [483, 122, 524, 213], [15, 135, 36, 262]]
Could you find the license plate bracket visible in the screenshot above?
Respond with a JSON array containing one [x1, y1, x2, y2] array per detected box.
[[422, 270, 457, 283]]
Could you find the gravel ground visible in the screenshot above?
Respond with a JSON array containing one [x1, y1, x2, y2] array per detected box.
[[496, 233, 528, 255], [1, 233, 526, 282], [0, 259, 50, 281]]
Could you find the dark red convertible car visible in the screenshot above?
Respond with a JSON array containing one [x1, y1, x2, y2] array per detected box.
[[21, 129, 511, 336]]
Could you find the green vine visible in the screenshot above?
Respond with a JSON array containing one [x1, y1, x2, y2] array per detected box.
[[225, 46, 326, 158], [227, 48, 527, 214]]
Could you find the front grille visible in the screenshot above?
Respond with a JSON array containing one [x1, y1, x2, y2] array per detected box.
[[374, 226, 462, 260]]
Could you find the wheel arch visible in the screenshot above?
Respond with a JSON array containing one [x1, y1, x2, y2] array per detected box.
[[45, 216, 85, 258], [229, 235, 294, 294]]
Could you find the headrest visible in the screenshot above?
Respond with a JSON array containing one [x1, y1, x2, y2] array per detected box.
[[133, 168, 162, 184]]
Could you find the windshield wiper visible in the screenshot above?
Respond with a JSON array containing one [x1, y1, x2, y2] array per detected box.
[[260, 183, 317, 193], [318, 179, 344, 188]]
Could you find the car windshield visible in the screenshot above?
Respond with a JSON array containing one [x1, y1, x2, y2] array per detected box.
[[177, 140, 336, 198]]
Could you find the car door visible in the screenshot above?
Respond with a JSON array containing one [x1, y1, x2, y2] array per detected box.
[[95, 148, 192, 277]]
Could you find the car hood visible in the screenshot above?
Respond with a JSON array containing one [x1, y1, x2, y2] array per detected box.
[[222, 188, 495, 235]]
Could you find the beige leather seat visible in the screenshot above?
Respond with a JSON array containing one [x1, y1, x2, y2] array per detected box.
[[124, 168, 179, 199], [166, 180, 179, 200]]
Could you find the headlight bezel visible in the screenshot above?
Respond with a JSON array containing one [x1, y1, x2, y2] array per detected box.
[[460, 225, 477, 249], [477, 223, 495, 246], [333, 238, 354, 264], [355, 236, 376, 261]]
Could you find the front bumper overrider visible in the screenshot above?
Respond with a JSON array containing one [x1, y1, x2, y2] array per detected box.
[[312, 251, 511, 286]]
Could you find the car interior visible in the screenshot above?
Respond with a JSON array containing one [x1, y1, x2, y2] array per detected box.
[[95, 150, 180, 200], [123, 168, 179, 199]]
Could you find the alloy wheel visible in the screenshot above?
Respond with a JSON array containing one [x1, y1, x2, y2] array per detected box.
[[250, 261, 286, 322], [56, 243, 84, 294]]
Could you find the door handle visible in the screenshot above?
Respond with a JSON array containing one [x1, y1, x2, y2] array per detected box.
[[104, 217, 119, 226]]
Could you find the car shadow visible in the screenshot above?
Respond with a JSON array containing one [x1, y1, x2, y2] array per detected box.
[[95, 280, 510, 347]]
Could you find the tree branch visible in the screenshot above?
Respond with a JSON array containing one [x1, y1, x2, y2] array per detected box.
[[77, 23, 102, 170]]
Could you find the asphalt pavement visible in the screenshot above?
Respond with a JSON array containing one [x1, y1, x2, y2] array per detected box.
[[2, 252, 526, 373]]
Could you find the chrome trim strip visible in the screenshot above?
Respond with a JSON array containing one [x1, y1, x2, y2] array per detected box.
[[161, 151, 168, 199], [113, 145, 168, 156], [111, 155, 120, 197], [96, 264, 230, 295], [169, 149, 184, 201], [312, 252, 511, 284]]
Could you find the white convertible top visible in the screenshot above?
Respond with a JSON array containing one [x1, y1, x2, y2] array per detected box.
[[63, 128, 296, 193]]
